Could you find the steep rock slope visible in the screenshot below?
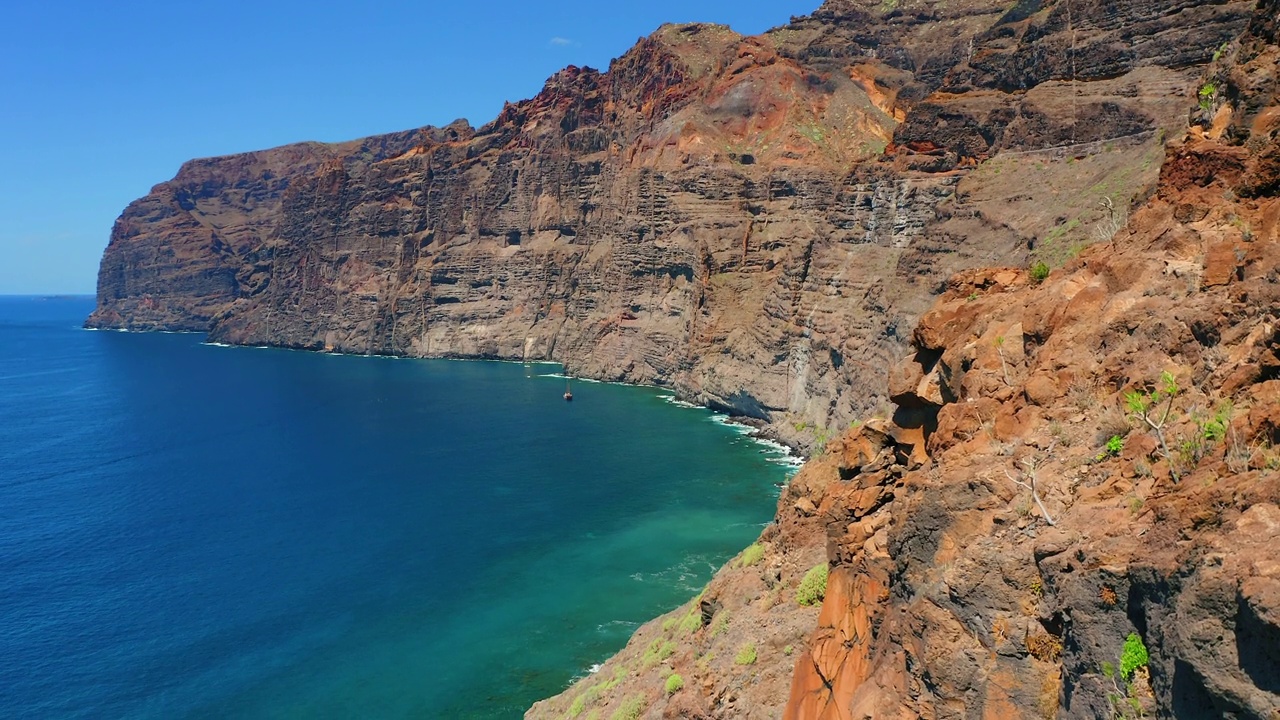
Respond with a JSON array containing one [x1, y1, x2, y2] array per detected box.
[[782, 1, 1280, 714], [87, 0, 1252, 446], [528, 0, 1279, 717]]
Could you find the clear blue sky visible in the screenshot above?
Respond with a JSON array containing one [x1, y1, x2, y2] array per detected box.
[[0, 0, 820, 295]]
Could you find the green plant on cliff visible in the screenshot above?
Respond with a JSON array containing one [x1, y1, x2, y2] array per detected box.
[[1030, 261, 1051, 283], [740, 542, 765, 568], [664, 673, 684, 695], [1124, 372, 1181, 482], [1198, 82, 1218, 112], [796, 562, 829, 606], [710, 611, 730, 637], [1120, 633, 1149, 681], [641, 638, 676, 669], [1097, 434, 1124, 460], [608, 694, 646, 720], [734, 643, 757, 665]]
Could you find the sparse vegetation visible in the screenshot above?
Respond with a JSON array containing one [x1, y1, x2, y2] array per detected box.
[[1027, 633, 1063, 662], [796, 563, 829, 606], [609, 694, 647, 720], [1030, 261, 1051, 283], [1198, 82, 1218, 112], [740, 542, 765, 568], [664, 673, 684, 695], [1125, 372, 1181, 482], [1004, 453, 1057, 526], [711, 611, 730, 637], [1100, 434, 1124, 459], [677, 605, 702, 635], [1120, 633, 1149, 680], [734, 643, 758, 666], [641, 638, 676, 669]]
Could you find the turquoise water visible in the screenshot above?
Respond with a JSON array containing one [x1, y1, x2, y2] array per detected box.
[[0, 296, 793, 719]]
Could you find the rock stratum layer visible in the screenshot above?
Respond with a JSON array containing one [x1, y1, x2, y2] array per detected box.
[[89, 0, 1254, 446], [530, 0, 1280, 717]]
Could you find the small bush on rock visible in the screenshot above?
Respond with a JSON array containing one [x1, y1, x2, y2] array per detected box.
[[1120, 633, 1149, 680], [1030, 261, 1051, 283], [796, 563, 829, 606], [664, 673, 684, 695]]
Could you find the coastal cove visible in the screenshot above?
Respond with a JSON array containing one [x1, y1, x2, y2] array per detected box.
[[0, 296, 795, 719]]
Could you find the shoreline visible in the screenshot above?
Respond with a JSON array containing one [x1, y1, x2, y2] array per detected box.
[[193, 332, 811, 468]]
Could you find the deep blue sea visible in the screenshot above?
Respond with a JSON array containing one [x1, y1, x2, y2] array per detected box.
[[0, 296, 794, 719]]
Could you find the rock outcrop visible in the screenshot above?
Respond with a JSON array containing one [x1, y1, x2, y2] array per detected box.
[[88, 0, 1253, 447]]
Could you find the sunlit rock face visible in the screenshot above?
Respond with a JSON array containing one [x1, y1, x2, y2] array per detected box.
[[90, 0, 1253, 449]]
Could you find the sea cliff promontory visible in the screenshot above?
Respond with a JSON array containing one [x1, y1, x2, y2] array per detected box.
[[89, 0, 1253, 449], [92, 0, 1280, 716]]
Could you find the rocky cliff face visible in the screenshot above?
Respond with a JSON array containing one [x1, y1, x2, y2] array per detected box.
[[88, 0, 1253, 447], [527, 0, 1280, 718]]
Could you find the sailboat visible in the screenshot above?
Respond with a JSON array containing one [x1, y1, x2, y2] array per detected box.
[[564, 375, 573, 402]]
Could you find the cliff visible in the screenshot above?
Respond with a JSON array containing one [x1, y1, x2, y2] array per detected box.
[[529, 0, 1280, 716], [87, 0, 1253, 447], [92, 0, 1279, 716]]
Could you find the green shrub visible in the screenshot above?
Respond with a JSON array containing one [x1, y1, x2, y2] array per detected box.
[[1199, 82, 1217, 112], [796, 563, 829, 606], [609, 694, 647, 720], [740, 542, 765, 568], [664, 673, 684, 695], [641, 638, 676, 669], [1105, 435, 1124, 456], [568, 693, 587, 718], [1030, 261, 1051, 283], [734, 643, 757, 665], [1120, 633, 1149, 680]]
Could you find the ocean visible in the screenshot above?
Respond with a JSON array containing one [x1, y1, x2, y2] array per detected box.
[[0, 296, 795, 719]]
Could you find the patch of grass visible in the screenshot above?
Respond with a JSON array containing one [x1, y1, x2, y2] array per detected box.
[[678, 606, 702, 635], [734, 643, 758, 666], [641, 638, 676, 669], [609, 694, 647, 720], [740, 542, 765, 568], [784, 644, 794, 655], [590, 666, 626, 697], [796, 563, 829, 606], [568, 693, 587, 718], [664, 673, 684, 695]]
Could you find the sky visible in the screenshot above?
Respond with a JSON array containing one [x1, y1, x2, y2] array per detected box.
[[0, 0, 821, 295]]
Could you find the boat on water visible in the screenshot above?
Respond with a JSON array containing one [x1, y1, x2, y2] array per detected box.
[[564, 376, 573, 402]]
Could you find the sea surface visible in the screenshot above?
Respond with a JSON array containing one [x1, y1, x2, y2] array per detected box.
[[0, 296, 795, 719]]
